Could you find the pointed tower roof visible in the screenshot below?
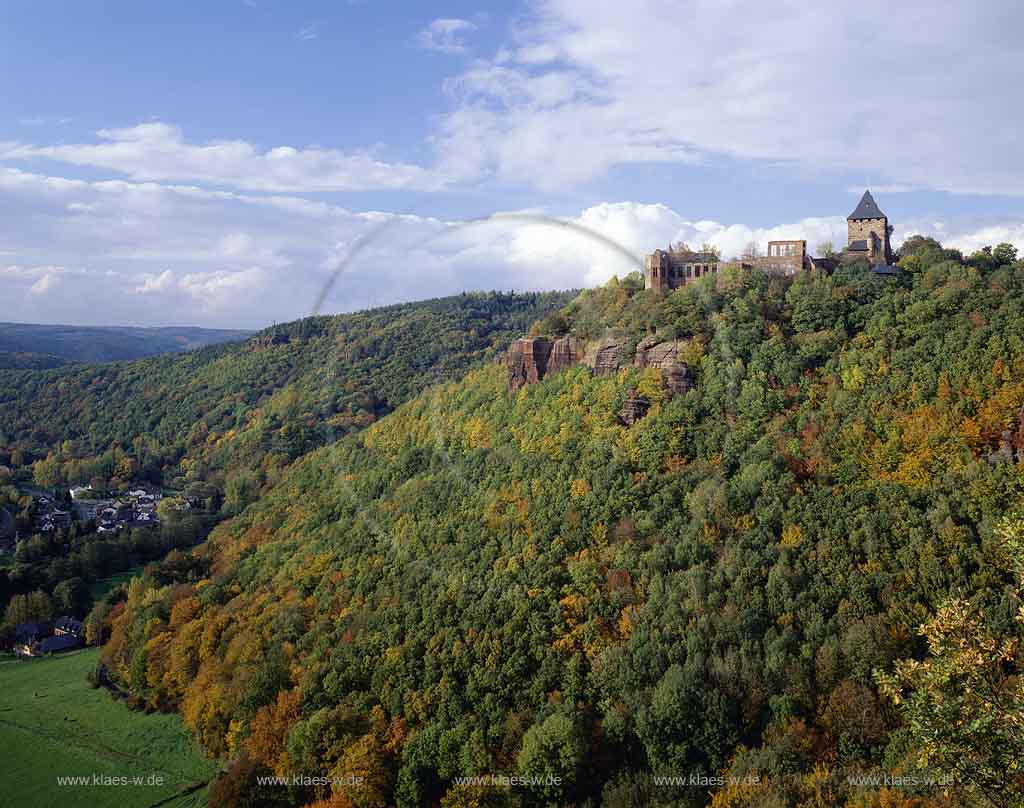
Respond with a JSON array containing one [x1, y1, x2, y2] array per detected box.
[[849, 190, 886, 220]]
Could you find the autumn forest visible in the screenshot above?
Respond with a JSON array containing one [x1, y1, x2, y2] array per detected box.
[[5, 241, 1024, 807]]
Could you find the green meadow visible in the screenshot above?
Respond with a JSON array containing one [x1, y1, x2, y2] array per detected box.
[[89, 567, 143, 601], [0, 648, 217, 807]]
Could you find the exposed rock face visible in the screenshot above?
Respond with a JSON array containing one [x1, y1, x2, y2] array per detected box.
[[635, 336, 683, 369], [507, 338, 554, 392], [506, 331, 696, 397], [548, 336, 584, 375], [586, 338, 623, 375], [506, 336, 584, 391], [248, 332, 289, 350], [619, 389, 650, 426], [989, 429, 1016, 465], [664, 362, 694, 397], [988, 402, 1024, 464]]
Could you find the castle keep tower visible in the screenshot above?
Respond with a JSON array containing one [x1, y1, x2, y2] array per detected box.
[[847, 190, 892, 265]]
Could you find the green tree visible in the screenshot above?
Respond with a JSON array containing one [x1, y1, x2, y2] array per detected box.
[[516, 712, 584, 803], [4, 590, 54, 625], [993, 242, 1019, 266], [878, 514, 1024, 808], [52, 577, 90, 617]]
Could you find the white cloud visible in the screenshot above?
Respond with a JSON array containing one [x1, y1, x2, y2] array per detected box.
[[178, 267, 267, 309], [17, 117, 71, 127], [418, 18, 477, 54], [297, 24, 318, 41], [435, 0, 1024, 195], [0, 122, 447, 193], [899, 220, 1024, 255], [134, 269, 175, 294], [2, 166, 1024, 327]]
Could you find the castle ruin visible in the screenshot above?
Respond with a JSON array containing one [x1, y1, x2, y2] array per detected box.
[[643, 190, 897, 291], [643, 247, 720, 292], [845, 189, 893, 265]]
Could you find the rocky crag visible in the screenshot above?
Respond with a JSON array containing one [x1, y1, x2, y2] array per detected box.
[[506, 334, 694, 418]]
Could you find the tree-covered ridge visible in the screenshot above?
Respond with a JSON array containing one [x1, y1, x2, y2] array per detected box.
[[0, 322, 252, 364], [0, 351, 70, 370], [100, 247, 1024, 807], [0, 291, 575, 506]]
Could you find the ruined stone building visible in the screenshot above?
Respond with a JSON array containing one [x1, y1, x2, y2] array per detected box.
[[755, 240, 814, 275], [643, 191, 897, 292], [643, 247, 719, 292], [846, 189, 893, 265]]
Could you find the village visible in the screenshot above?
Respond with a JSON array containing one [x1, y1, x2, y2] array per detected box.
[[1, 480, 207, 658], [17, 482, 166, 543]]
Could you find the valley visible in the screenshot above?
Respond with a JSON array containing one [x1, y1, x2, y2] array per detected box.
[[0, 648, 217, 807]]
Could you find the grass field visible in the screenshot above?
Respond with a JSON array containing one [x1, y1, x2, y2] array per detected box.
[[89, 567, 143, 600], [0, 648, 217, 807]]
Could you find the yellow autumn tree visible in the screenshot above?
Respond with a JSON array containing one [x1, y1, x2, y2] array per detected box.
[[877, 514, 1024, 808]]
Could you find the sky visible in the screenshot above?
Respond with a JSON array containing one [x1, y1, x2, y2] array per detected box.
[[2, 0, 1023, 328]]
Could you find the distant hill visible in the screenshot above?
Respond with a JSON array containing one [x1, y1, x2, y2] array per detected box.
[[0, 291, 576, 506], [0, 351, 71, 370], [0, 322, 253, 366]]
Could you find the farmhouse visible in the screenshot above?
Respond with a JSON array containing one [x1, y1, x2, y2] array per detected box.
[[15, 616, 84, 657], [54, 616, 84, 638]]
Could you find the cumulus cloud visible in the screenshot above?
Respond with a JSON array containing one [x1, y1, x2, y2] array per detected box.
[[178, 267, 267, 308], [435, 0, 1024, 194], [418, 18, 477, 54], [134, 269, 175, 294], [2, 264, 97, 297], [1, 166, 1022, 328], [0, 122, 447, 193]]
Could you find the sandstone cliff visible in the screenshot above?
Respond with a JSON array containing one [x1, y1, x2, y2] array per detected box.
[[619, 389, 651, 426], [248, 332, 290, 350], [585, 338, 623, 375], [507, 336, 583, 391], [635, 335, 683, 368], [507, 331, 696, 398]]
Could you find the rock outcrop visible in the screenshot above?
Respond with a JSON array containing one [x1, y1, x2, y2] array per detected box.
[[619, 389, 650, 426], [989, 431, 1016, 465], [507, 338, 554, 392], [585, 338, 623, 375], [988, 401, 1024, 465], [507, 336, 583, 391], [664, 362, 694, 397], [248, 332, 289, 350], [635, 336, 683, 369], [548, 336, 584, 375], [506, 331, 695, 399]]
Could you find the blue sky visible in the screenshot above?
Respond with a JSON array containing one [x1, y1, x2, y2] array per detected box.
[[2, 0, 1023, 327]]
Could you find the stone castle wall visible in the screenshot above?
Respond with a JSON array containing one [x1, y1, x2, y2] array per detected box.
[[848, 217, 891, 262]]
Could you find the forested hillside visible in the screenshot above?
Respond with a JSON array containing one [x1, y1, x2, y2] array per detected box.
[[0, 351, 71, 370], [98, 243, 1024, 807], [0, 322, 253, 366], [0, 292, 574, 509]]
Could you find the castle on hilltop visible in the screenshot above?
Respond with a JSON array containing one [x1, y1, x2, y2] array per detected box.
[[644, 190, 898, 291], [844, 189, 893, 265], [642, 247, 720, 294]]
